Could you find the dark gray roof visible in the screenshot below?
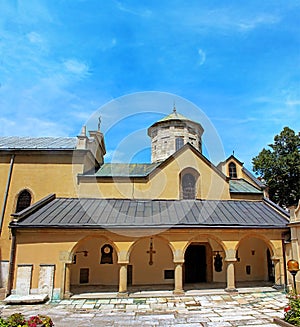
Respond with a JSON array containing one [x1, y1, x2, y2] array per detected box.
[[229, 179, 263, 194], [0, 136, 77, 150], [11, 196, 289, 229]]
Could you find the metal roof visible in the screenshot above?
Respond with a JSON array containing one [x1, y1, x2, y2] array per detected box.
[[229, 179, 263, 194], [0, 136, 77, 150], [242, 167, 266, 188], [94, 163, 160, 177], [158, 111, 190, 122], [12, 197, 289, 229]]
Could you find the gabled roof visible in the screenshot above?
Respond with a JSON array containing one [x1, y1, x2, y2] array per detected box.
[[80, 143, 228, 181], [229, 179, 263, 194], [0, 136, 77, 150], [11, 195, 289, 230]]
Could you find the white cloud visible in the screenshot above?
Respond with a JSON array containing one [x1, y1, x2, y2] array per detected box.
[[197, 49, 206, 66], [114, 1, 152, 17], [63, 59, 89, 76], [27, 31, 43, 45]]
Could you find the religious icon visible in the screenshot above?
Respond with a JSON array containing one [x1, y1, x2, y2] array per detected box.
[[100, 244, 113, 264], [147, 238, 156, 265]]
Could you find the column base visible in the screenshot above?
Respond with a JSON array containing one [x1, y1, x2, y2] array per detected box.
[[117, 291, 129, 298], [63, 291, 73, 299], [173, 289, 185, 296], [225, 288, 238, 293]]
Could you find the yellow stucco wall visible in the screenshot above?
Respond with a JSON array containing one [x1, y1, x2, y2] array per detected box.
[[78, 149, 231, 200], [11, 228, 284, 294], [0, 152, 82, 261]]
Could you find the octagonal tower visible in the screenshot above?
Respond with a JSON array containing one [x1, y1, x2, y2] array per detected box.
[[148, 106, 204, 163]]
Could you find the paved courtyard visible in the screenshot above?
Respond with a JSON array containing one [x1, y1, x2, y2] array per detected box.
[[0, 288, 288, 326]]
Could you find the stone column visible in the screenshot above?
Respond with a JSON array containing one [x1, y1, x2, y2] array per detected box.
[[118, 264, 128, 294], [64, 264, 72, 299], [225, 258, 237, 292], [169, 241, 188, 295], [272, 257, 282, 287], [59, 251, 72, 300], [114, 241, 134, 296], [174, 262, 184, 295]]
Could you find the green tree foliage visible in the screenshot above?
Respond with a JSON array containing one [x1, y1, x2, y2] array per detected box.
[[252, 127, 300, 208]]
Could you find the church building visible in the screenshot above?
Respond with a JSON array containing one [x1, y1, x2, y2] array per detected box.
[[0, 107, 298, 301]]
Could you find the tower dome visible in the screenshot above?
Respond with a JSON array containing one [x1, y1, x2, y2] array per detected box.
[[147, 106, 204, 163]]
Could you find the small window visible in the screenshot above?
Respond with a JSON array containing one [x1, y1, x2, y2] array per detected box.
[[80, 268, 89, 283], [16, 190, 32, 213], [176, 137, 184, 151], [164, 270, 175, 279], [229, 162, 237, 178], [182, 173, 196, 199]]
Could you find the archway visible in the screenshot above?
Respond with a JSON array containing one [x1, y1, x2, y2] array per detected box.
[[235, 236, 274, 286], [70, 236, 119, 294], [185, 244, 206, 283], [184, 242, 213, 284], [129, 236, 173, 290]]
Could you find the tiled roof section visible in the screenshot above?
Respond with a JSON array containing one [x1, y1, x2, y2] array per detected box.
[[12, 197, 289, 229], [229, 179, 263, 194], [242, 167, 266, 188], [94, 163, 160, 177], [0, 136, 77, 150]]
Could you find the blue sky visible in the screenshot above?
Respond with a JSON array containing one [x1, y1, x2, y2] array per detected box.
[[0, 1, 299, 170]]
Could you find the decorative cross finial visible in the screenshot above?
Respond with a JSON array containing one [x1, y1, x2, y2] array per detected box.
[[98, 116, 101, 131]]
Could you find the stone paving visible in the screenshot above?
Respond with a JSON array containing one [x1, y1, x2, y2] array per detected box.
[[0, 288, 289, 326]]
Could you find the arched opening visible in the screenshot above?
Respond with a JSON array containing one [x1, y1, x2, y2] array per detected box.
[[228, 162, 237, 178], [184, 242, 214, 285], [184, 244, 207, 283], [129, 237, 173, 291], [235, 236, 274, 286], [182, 173, 196, 199], [70, 237, 119, 294], [15, 189, 32, 213]]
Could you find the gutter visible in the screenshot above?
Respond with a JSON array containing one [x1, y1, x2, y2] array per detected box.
[[0, 154, 15, 234]]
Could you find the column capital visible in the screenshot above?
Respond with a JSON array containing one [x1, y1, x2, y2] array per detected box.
[[225, 258, 237, 263]]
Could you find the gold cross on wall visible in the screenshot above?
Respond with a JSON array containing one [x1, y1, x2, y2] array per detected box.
[[147, 238, 156, 265]]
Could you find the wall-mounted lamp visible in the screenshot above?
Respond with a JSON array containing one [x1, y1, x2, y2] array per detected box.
[[213, 251, 223, 272]]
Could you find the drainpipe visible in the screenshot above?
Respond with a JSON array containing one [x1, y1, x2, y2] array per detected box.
[[0, 154, 15, 234], [6, 227, 17, 296]]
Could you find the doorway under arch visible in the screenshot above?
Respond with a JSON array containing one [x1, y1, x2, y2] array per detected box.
[[184, 242, 213, 284]]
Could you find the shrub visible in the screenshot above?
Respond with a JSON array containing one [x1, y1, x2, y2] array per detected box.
[[285, 292, 300, 326], [0, 313, 54, 327]]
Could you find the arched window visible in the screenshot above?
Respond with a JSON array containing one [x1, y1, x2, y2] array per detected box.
[[175, 137, 184, 151], [182, 173, 196, 199], [228, 162, 237, 178], [16, 190, 31, 213]]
